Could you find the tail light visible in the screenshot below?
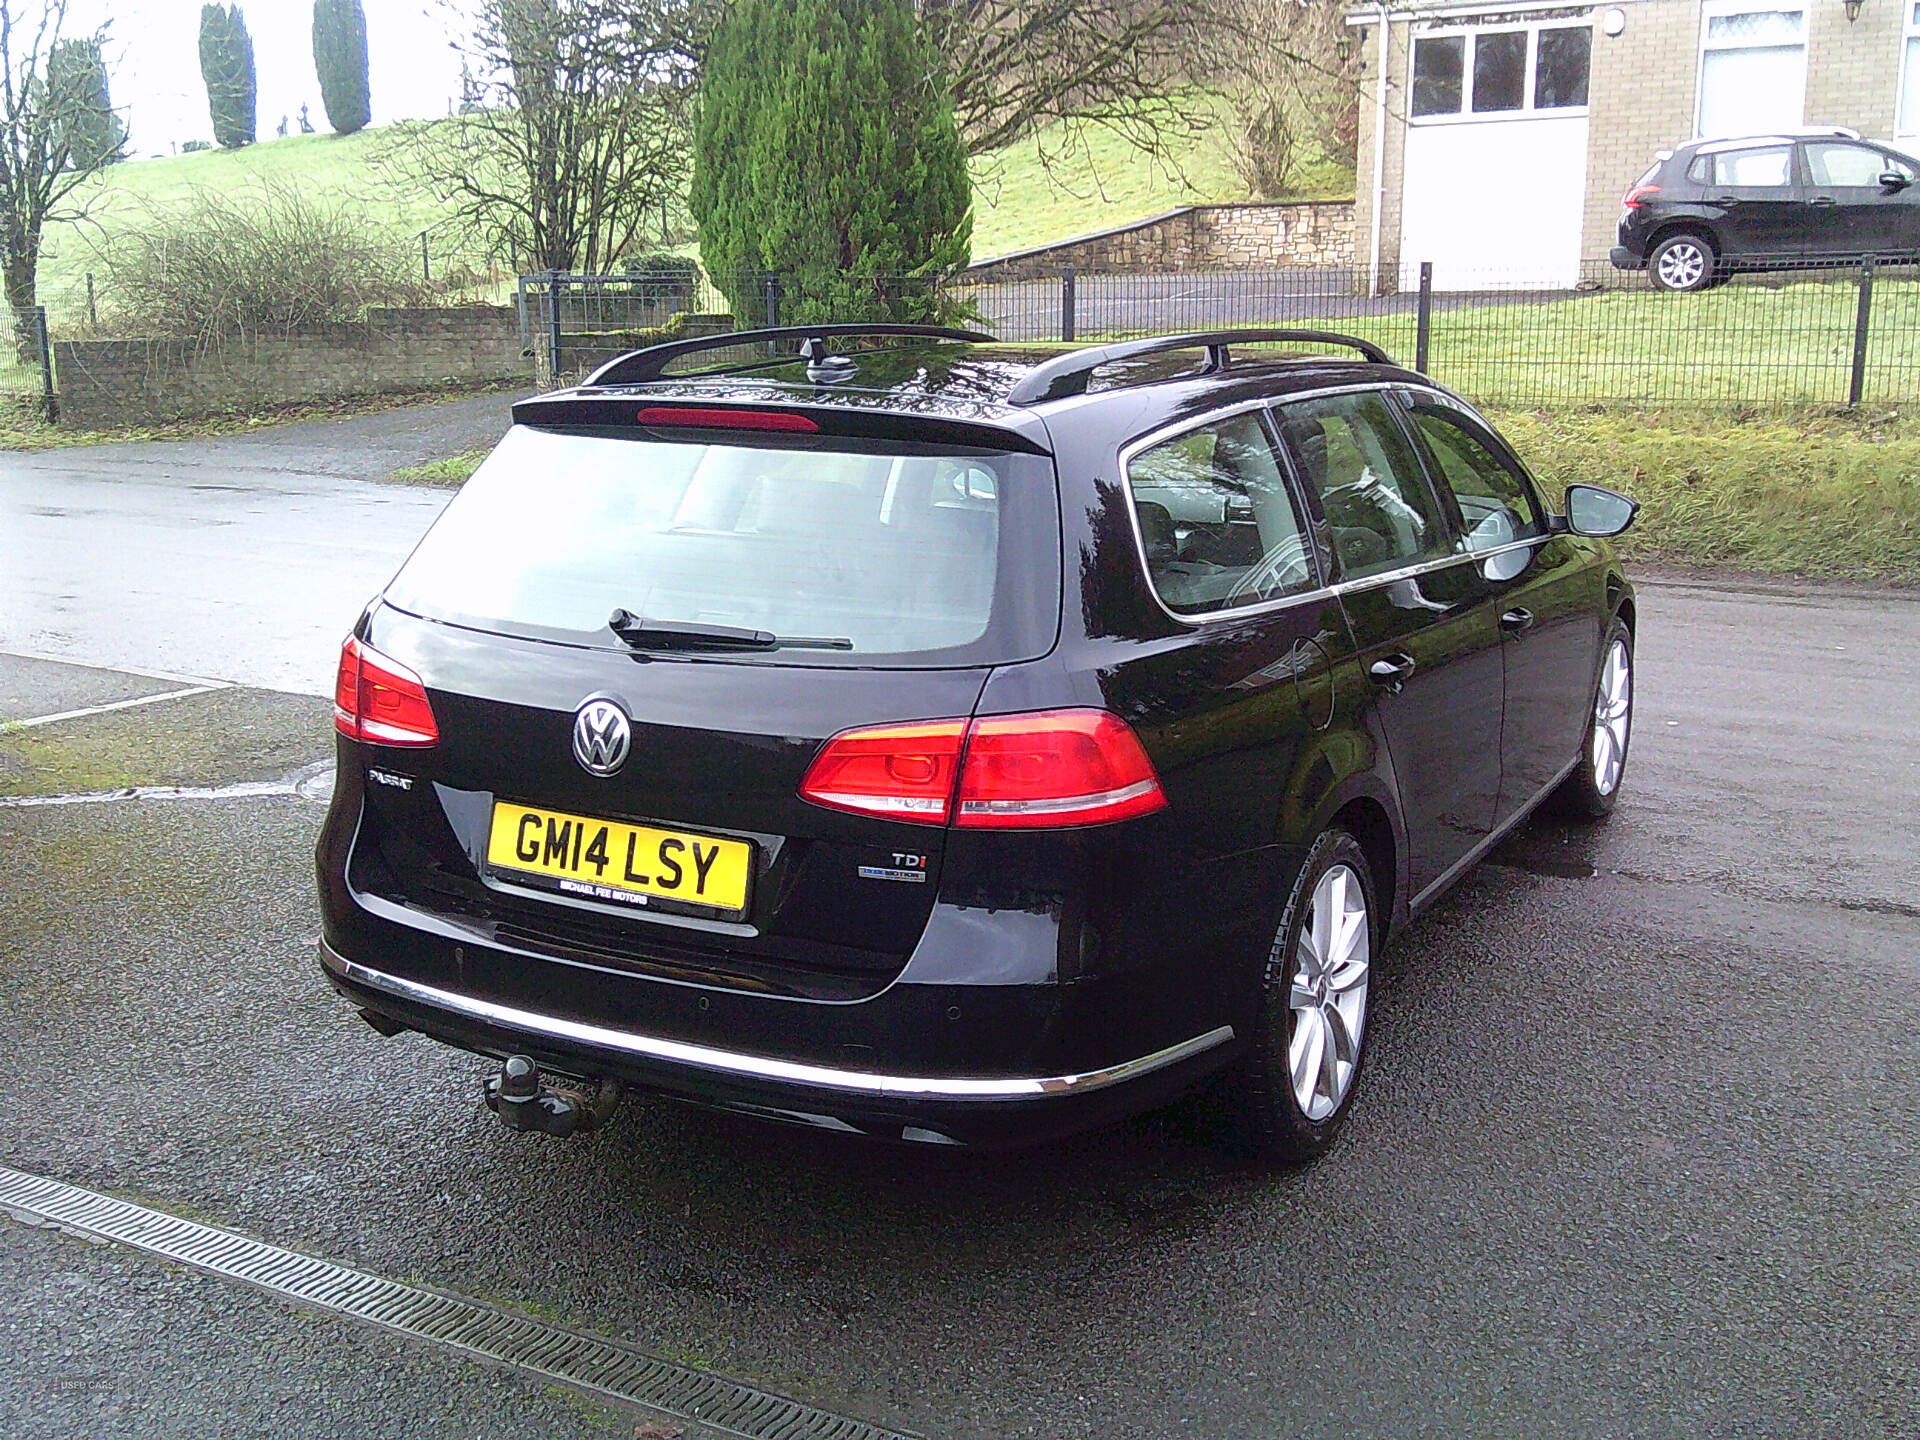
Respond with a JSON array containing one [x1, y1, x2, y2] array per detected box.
[[1622, 184, 1661, 209], [799, 709, 1165, 828], [334, 636, 439, 747], [797, 719, 968, 821]]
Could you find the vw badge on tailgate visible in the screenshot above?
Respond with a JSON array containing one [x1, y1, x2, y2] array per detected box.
[[572, 699, 631, 777]]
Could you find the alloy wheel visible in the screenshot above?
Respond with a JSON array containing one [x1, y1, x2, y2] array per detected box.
[[1656, 242, 1708, 290], [1287, 862, 1370, 1122], [1592, 638, 1632, 796]]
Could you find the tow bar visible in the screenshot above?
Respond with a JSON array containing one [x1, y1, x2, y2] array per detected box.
[[484, 1055, 623, 1137]]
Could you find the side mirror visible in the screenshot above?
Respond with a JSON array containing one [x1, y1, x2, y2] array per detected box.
[[1565, 483, 1639, 538], [1880, 171, 1912, 192]]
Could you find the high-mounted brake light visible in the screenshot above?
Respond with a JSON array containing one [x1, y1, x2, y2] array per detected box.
[[1622, 184, 1661, 209], [798, 709, 1166, 829], [333, 636, 439, 747], [634, 406, 819, 432]]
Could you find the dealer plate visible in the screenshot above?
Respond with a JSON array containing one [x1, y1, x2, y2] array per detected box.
[[485, 802, 753, 916]]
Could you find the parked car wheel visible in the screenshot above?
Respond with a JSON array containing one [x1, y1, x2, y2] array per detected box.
[[1555, 621, 1634, 819], [1649, 233, 1717, 292], [1220, 828, 1376, 1163]]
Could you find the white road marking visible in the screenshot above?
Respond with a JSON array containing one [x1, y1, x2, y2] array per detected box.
[[5, 684, 230, 731], [0, 762, 334, 808]]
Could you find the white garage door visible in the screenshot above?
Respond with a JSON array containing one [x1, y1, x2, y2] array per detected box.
[[1399, 114, 1590, 291]]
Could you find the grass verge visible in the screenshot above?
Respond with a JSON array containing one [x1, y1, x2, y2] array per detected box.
[[389, 448, 489, 486], [1494, 408, 1920, 585]]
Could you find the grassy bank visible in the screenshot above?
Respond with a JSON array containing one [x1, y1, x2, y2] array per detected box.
[[1495, 409, 1920, 585]]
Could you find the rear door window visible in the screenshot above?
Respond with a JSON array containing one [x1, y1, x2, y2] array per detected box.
[[1272, 392, 1452, 581], [1126, 411, 1316, 615], [1704, 146, 1793, 187], [382, 426, 1059, 664]]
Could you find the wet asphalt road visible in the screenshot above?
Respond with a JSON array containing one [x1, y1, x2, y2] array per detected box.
[[0, 392, 515, 694], [1, 570, 1916, 1438], [4, 404, 1919, 1436]]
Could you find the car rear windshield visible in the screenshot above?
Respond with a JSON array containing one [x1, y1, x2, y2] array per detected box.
[[382, 425, 1060, 665]]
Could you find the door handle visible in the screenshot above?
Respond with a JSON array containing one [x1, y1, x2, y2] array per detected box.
[[1808, 196, 1837, 208], [1710, 196, 1740, 206], [1369, 654, 1416, 692], [1500, 607, 1536, 637]]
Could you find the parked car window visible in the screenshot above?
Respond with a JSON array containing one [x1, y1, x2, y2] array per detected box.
[[1471, 31, 1527, 112], [1127, 412, 1315, 615], [1273, 393, 1451, 581], [385, 428, 1023, 657], [1533, 27, 1592, 107], [1705, 145, 1793, 187], [1405, 404, 1545, 558], [1804, 141, 1901, 187], [1412, 36, 1465, 117]]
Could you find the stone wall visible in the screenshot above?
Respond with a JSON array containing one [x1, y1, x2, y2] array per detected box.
[[966, 202, 1355, 281], [54, 306, 529, 428]]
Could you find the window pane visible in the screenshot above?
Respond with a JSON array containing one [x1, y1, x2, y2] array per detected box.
[[1406, 405, 1544, 556], [1412, 36, 1465, 116], [1905, 38, 1920, 132], [1534, 27, 1592, 107], [1714, 145, 1791, 186], [1127, 414, 1313, 615], [1274, 394, 1450, 580], [1706, 9, 1803, 42], [1472, 31, 1527, 112], [387, 428, 1018, 657], [1806, 142, 1891, 187]]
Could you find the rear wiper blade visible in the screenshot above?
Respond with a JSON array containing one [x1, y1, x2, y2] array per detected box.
[[607, 609, 852, 652]]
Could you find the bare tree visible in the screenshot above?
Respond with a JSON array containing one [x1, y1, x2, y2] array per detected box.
[[921, 0, 1220, 160], [1201, 0, 1360, 200], [0, 0, 116, 356], [383, 0, 709, 275]]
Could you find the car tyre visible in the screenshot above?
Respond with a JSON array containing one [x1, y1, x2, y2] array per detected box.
[[1554, 619, 1634, 819], [1216, 828, 1377, 1165], [1649, 233, 1717, 293]]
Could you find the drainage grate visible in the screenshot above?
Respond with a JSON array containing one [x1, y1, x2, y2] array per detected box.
[[0, 1166, 919, 1440]]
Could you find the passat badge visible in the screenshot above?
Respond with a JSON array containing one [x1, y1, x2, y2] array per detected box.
[[572, 699, 631, 777]]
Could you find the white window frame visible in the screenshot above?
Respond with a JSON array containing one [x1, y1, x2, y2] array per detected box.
[[1898, 0, 1920, 139], [1407, 19, 1594, 126], [1695, 1, 1808, 138]]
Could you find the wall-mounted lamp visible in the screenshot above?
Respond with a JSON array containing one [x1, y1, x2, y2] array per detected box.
[[1602, 7, 1628, 35], [1845, 0, 1864, 21]]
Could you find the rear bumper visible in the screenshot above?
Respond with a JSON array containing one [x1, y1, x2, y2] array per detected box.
[[1609, 245, 1645, 270], [321, 938, 1236, 1145]]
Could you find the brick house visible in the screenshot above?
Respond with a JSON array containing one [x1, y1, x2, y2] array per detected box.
[[1349, 0, 1915, 288]]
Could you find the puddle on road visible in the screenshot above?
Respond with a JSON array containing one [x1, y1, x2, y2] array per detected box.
[[1488, 824, 1600, 880]]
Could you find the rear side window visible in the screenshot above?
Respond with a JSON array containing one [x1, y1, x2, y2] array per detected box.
[[1273, 392, 1451, 581], [383, 426, 1058, 664], [1701, 146, 1792, 188], [1126, 412, 1315, 615]]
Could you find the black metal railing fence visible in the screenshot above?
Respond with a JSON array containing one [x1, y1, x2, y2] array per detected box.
[[526, 255, 1920, 411]]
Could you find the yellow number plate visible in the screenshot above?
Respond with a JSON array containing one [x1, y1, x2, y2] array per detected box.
[[485, 803, 753, 915]]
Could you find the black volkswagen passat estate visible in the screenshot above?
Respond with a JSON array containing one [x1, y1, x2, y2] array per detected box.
[[318, 325, 1638, 1160]]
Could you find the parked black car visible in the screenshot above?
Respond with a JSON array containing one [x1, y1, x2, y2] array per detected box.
[[1612, 128, 1920, 291], [317, 325, 1638, 1161]]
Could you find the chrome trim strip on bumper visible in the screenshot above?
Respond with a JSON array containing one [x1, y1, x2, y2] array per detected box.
[[320, 942, 1235, 1102]]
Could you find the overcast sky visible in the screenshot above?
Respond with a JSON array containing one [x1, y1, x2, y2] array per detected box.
[[62, 2, 473, 156]]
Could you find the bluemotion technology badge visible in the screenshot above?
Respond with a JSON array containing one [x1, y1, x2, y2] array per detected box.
[[572, 698, 632, 777]]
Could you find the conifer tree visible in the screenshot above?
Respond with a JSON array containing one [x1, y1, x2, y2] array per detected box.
[[198, 4, 257, 149], [312, 0, 371, 136], [47, 38, 126, 170], [690, 0, 971, 323]]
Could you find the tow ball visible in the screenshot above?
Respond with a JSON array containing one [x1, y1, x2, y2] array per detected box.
[[484, 1055, 623, 1137]]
